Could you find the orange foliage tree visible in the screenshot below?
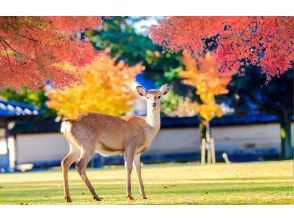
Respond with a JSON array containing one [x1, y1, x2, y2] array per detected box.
[[179, 51, 232, 140], [0, 16, 102, 89], [149, 17, 294, 80], [47, 52, 144, 118]]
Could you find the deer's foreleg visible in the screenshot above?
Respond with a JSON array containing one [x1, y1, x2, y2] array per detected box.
[[124, 148, 135, 200], [133, 153, 147, 199]]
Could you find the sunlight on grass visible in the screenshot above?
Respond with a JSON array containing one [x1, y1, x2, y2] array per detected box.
[[0, 160, 293, 205]]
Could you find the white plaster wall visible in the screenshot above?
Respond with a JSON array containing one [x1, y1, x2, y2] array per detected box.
[[149, 128, 200, 153], [149, 123, 281, 154], [14, 123, 292, 164], [211, 123, 281, 153], [16, 133, 69, 164]]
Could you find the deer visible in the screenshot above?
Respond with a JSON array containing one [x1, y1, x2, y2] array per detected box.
[[60, 84, 170, 202]]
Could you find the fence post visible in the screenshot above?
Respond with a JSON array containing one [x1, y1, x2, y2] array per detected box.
[[211, 138, 216, 164], [201, 138, 206, 164], [206, 140, 211, 164]]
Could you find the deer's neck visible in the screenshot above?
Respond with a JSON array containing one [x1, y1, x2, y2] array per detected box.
[[146, 107, 161, 132]]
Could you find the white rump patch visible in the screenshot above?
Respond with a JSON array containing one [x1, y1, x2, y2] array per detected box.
[[60, 121, 72, 133]]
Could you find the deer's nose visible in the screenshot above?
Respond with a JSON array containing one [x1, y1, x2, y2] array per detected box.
[[152, 103, 157, 108]]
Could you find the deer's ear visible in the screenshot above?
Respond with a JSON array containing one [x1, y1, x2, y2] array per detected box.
[[136, 86, 146, 97], [159, 84, 170, 95]]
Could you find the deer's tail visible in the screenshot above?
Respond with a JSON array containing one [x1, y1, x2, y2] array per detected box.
[[60, 120, 73, 134]]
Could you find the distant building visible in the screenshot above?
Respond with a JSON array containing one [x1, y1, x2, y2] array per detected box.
[[2, 111, 293, 172], [0, 99, 41, 172], [0, 74, 293, 172]]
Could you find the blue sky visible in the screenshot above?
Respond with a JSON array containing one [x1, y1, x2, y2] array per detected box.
[[129, 16, 161, 35]]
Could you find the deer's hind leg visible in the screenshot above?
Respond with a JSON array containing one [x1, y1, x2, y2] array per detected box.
[[76, 146, 102, 201], [61, 144, 80, 203]]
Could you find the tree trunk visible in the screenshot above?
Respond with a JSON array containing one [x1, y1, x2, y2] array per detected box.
[[199, 119, 207, 143], [199, 119, 211, 140], [280, 111, 293, 159]]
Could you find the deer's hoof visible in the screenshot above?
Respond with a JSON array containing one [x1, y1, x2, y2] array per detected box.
[[127, 195, 134, 200], [65, 196, 72, 203], [93, 196, 102, 201], [142, 195, 148, 199]]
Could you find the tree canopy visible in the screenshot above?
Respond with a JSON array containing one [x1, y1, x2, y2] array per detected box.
[[149, 17, 294, 79], [179, 52, 232, 124], [0, 16, 102, 89], [47, 52, 144, 118]]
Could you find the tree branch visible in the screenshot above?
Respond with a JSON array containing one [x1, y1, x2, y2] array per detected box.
[[0, 39, 15, 73], [0, 35, 38, 63]]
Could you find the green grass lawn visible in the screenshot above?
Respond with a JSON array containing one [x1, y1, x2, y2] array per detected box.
[[0, 160, 293, 205]]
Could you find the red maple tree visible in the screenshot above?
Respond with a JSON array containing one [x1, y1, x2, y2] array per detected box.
[[149, 17, 294, 79], [0, 16, 102, 89]]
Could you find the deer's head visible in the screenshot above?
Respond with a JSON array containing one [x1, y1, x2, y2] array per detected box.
[[136, 84, 170, 110]]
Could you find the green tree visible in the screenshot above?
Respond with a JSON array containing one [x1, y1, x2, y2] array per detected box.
[[86, 17, 193, 99]]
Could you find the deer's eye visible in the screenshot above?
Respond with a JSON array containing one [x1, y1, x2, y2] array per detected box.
[[158, 96, 161, 99]]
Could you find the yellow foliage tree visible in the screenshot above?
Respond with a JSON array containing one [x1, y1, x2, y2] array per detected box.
[[47, 53, 144, 118], [179, 51, 232, 139]]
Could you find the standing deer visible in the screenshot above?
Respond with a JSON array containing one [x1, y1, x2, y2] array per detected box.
[[60, 84, 170, 202]]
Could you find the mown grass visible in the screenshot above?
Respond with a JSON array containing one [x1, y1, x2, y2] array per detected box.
[[0, 160, 293, 205]]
